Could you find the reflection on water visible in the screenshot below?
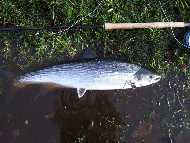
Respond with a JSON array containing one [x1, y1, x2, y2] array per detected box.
[[54, 89, 94, 120], [51, 89, 123, 142]]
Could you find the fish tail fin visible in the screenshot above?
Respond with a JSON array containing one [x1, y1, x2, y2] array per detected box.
[[0, 69, 18, 104]]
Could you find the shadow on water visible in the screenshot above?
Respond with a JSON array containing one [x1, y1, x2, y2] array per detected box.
[[0, 86, 124, 143], [52, 89, 123, 142]]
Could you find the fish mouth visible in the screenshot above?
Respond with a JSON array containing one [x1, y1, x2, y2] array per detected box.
[[153, 75, 161, 82], [155, 77, 161, 80]]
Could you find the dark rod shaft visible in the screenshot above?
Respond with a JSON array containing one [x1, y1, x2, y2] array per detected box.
[[0, 25, 104, 31]]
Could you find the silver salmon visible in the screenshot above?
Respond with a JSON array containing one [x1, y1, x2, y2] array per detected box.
[[0, 58, 160, 103]]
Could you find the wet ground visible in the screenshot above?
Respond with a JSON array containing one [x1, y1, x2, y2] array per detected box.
[[0, 43, 190, 143], [0, 63, 190, 143]]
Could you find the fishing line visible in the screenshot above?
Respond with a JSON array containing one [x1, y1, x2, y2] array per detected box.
[[0, 0, 103, 38], [158, 0, 190, 48], [1, 0, 190, 49]]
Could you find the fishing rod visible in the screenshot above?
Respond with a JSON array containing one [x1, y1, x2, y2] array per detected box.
[[0, 22, 190, 31], [1, 22, 189, 48], [0, 25, 103, 31], [0, 0, 189, 48]]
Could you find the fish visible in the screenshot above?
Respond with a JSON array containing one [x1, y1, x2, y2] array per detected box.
[[0, 48, 161, 103]]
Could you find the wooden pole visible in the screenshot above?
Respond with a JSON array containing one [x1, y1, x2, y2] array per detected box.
[[104, 22, 185, 30]]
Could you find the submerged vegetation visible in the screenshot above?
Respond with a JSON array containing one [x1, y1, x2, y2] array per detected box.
[[0, 0, 190, 142]]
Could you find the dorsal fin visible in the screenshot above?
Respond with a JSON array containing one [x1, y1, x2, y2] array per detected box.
[[81, 46, 97, 59], [74, 46, 97, 60]]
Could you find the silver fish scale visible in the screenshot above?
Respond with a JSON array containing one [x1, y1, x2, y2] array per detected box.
[[48, 59, 140, 73], [19, 59, 141, 89]]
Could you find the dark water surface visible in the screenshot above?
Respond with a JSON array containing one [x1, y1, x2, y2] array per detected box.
[[0, 58, 190, 143]]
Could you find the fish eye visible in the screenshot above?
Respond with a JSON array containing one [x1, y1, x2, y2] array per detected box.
[[149, 75, 152, 79]]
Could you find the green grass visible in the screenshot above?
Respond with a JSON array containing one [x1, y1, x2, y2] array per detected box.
[[1, 0, 190, 142], [1, 0, 190, 71]]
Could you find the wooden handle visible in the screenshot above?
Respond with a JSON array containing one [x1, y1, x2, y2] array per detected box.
[[104, 22, 185, 30]]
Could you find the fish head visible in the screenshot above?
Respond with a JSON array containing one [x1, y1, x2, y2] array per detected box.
[[134, 68, 161, 87]]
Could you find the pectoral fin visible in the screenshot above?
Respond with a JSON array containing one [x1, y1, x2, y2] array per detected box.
[[77, 88, 87, 98]]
